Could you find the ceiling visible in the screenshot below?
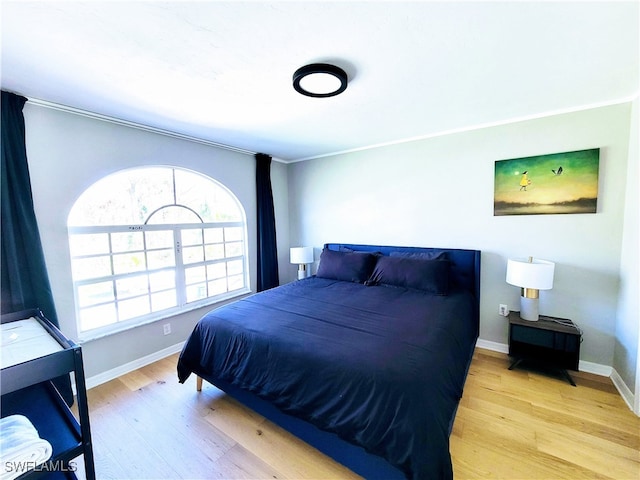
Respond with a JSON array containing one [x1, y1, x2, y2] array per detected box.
[[1, 1, 638, 163]]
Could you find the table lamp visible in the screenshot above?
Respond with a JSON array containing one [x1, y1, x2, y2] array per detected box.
[[506, 256, 555, 321], [290, 247, 314, 280]]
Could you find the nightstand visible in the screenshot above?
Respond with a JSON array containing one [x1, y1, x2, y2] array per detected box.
[[1, 308, 95, 479], [508, 311, 581, 386]]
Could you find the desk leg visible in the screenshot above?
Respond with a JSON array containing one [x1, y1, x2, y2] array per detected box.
[[561, 370, 577, 387], [509, 358, 577, 387], [508, 358, 523, 371]]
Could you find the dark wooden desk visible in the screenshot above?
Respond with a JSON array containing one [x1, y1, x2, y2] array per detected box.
[[508, 311, 581, 386]]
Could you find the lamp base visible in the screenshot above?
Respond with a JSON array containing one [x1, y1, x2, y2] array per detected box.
[[519, 296, 539, 321], [297, 264, 307, 280]]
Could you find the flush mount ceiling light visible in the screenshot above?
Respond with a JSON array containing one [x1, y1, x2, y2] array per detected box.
[[293, 63, 348, 98]]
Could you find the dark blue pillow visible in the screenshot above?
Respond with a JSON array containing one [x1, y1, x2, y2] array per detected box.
[[368, 256, 450, 294], [390, 250, 448, 261], [316, 249, 377, 283]]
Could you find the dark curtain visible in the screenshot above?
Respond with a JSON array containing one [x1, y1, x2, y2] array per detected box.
[[255, 153, 279, 291], [1, 90, 74, 405]]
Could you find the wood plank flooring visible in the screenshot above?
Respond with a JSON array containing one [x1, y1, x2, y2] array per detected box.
[[73, 349, 639, 479]]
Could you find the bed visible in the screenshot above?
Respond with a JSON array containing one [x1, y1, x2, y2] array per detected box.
[[177, 243, 481, 479]]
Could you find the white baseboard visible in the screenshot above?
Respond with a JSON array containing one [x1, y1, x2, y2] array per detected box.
[[84, 341, 185, 390], [578, 360, 612, 377], [475, 338, 509, 354], [610, 368, 636, 414]]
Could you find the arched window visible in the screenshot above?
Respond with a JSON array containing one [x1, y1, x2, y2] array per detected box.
[[68, 167, 249, 338]]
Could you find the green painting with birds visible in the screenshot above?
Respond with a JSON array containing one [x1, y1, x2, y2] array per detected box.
[[494, 148, 599, 216]]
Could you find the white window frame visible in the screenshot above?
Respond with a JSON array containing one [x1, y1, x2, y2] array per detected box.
[[68, 168, 250, 341]]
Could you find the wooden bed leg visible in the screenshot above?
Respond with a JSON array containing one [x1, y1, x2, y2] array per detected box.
[[196, 376, 203, 392]]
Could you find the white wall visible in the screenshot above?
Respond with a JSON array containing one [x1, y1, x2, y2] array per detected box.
[[23, 103, 289, 378], [288, 103, 633, 369], [20, 98, 637, 401], [614, 97, 639, 405]]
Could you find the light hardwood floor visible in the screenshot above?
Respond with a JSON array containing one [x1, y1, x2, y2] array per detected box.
[[74, 349, 639, 479]]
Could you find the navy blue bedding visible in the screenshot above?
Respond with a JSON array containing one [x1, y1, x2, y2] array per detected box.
[[177, 274, 478, 479]]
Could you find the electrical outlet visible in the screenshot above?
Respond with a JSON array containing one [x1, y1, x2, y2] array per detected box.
[[499, 304, 509, 316], [163, 323, 171, 335]]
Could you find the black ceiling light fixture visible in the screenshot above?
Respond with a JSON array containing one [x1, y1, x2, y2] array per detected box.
[[293, 63, 348, 98]]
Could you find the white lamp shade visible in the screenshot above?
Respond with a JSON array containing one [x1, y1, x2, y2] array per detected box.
[[290, 246, 313, 265], [506, 258, 555, 290]]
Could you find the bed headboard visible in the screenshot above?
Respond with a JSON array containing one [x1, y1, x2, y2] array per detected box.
[[324, 242, 481, 305]]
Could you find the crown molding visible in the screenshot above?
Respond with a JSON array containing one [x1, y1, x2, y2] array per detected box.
[[25, 97, 286, 164], [289, 94, 639, 163]]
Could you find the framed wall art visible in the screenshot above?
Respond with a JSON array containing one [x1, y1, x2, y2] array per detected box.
[[494, 148, 600, 216]]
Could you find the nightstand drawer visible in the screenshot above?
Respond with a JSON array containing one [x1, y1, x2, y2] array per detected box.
[[512, 325, 553, 348], [511, 325, 580, 352], [558, 334, 579, 353]]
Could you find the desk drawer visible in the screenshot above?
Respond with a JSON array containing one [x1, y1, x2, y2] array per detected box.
[[511, 325, 579, 352], [512, 325, 552, 348]]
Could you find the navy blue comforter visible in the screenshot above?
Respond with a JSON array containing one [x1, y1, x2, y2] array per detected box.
[[177, 277, 477, 479]]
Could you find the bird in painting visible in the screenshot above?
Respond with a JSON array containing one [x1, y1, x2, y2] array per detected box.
[[552, 166, 563, 175]]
